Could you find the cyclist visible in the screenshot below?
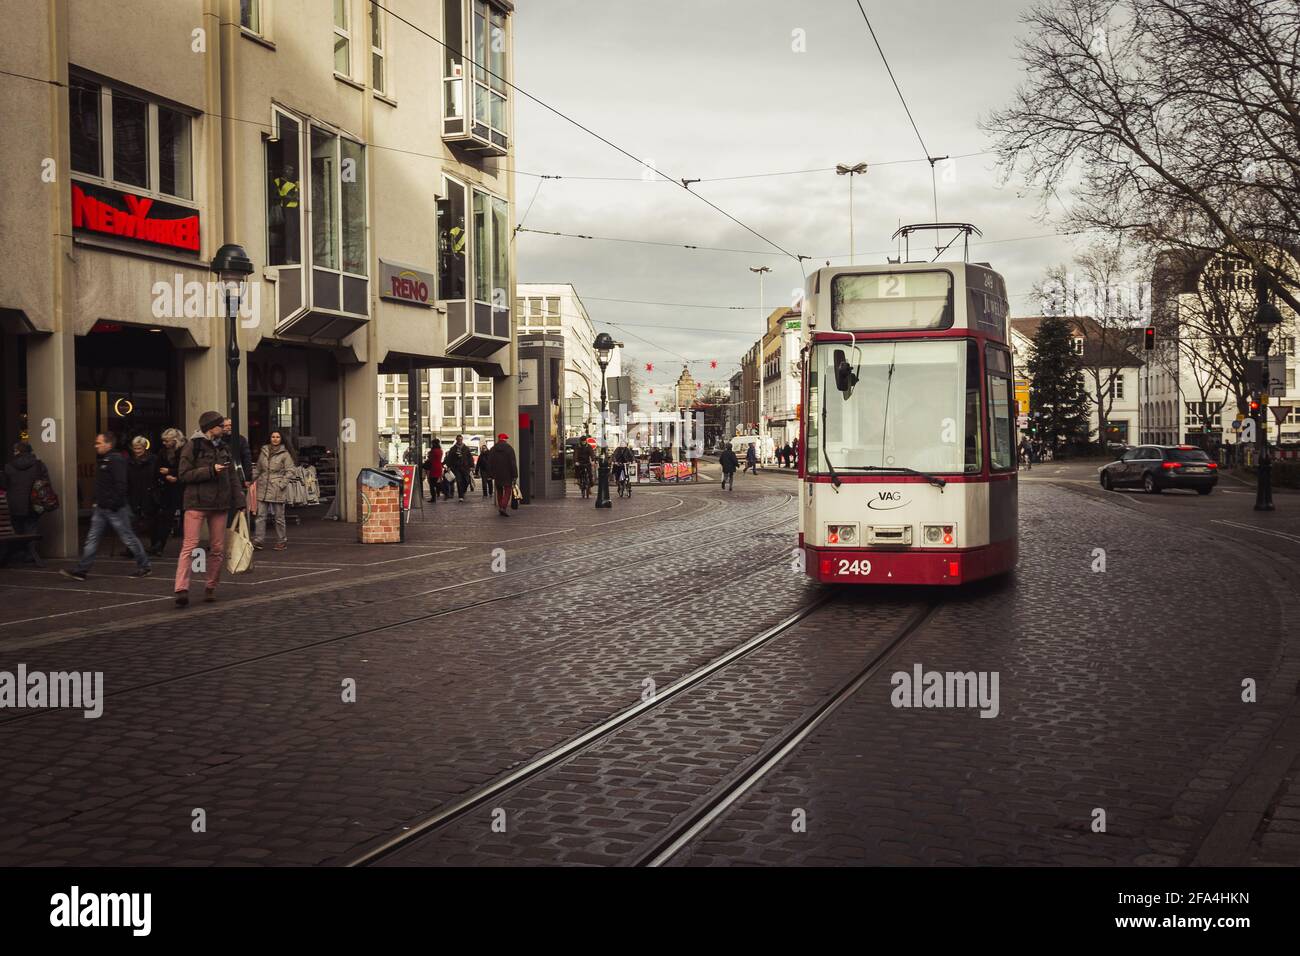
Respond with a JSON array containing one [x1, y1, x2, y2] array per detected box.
[[612, 442, 635, 497], [574, 437, 595, 498]]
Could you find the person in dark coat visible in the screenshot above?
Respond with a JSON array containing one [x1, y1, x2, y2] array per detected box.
[[484, 432, 518, 516], [445, 434, 474, 501], [3, 441, 50, 566], [61, 432, 151, 580], [150, 427, 185, 555], [173, 411, 246, 606], [425, 439, 443, 503], [744, 441, 758, 475], [126, 436, 160, 547], [477, 441, 494, 498], [718, 443, 739, 491]]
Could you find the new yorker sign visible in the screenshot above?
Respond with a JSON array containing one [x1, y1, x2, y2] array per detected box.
[[379, 259, 435, 308], [71, 182, 200, 253]]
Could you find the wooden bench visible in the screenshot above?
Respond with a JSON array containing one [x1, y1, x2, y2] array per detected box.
[[0, 491, 42, 564]]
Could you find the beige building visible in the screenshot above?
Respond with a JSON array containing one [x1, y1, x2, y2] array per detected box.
[[0, 0, 518, 554]]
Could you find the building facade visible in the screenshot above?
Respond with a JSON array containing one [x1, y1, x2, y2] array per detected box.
[[0, 0, 519, 553], [516, 283, 620, 438], [1010, 316, 1142, 448], [1142, 248, 1300, 448], [761, 305, 801, 445]]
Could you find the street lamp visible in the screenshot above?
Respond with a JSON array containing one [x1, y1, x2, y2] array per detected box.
[[836, 162, 868, 263], [211, 243, 254, 476], [593, 332, 615, 508], [750, 265, 771, 464]]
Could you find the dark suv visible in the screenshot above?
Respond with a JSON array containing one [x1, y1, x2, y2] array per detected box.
[[1099, 445, 1219, 494]]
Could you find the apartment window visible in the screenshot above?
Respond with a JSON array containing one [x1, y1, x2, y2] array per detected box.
[[69, 76, 193, 202], [370, 2, 386, 94], [265, 109, 302, 266], [69, 77, 102, 176], [444, 368, 458, 383], [1071, 338, 1084, 354], [438, 178, 468, 302], [1284, 336, 1296, 356], [443, 399, 456, 418], [441, 0, 509, 152], [333, 0, 351, 75], [308, 126, 367, 276], [1110, 374, 1125, 399], [240, 0, 261, 33], [479, 398, 491, 417], [471, 189, 510, 310], [546, 297, 561, 327], [1289, 368, 1297, 390]]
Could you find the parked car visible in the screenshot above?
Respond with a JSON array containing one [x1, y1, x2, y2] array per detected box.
[[1099, 445, 1219, 494]]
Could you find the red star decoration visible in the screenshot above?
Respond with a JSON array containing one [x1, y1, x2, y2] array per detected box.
[[645, 362, 654, 372], [710, 360, 718, 369]]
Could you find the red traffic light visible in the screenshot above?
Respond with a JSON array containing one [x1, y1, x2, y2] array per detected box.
[[1143, 327, 1155, 350]]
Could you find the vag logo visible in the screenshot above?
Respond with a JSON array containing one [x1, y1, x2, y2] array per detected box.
[[867, 490, 906, 510]]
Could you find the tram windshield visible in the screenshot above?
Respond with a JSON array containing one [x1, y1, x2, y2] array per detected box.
[[806, 339, 982, 475]]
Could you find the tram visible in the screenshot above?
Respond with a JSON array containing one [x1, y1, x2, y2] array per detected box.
[[797, 238, 1018, 585]]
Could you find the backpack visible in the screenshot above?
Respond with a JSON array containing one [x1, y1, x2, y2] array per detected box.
[[30, 467, 59, 515]]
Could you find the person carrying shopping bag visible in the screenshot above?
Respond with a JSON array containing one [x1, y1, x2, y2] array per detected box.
[[253, 430, 294, 551], [173, 410, 246, 607]]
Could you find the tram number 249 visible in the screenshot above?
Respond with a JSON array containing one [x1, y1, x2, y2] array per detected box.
[[837, 559, 872, 576]]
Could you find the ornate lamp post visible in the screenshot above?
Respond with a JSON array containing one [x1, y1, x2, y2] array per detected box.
[[594, 332, 615, 509]]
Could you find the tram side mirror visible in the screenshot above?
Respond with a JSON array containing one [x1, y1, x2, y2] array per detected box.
[[833, 349, 858, 396]]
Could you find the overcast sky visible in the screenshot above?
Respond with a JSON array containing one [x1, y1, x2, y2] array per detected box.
[[513, 0, 1074, 402]]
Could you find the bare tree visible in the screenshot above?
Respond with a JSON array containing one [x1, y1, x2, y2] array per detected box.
[[1038, 237, 1148, 446], [985, 0, 1300, 312]]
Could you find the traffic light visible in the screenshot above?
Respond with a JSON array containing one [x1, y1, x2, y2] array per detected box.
[[1143, 327, 1155, 350], [1249, 394, 1261, 413]]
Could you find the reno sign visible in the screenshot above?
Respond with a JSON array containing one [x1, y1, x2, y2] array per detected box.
[[379, 259, 435, 308]]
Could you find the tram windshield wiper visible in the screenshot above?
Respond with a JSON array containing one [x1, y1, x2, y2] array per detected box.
[[837, 465, 947, 490]]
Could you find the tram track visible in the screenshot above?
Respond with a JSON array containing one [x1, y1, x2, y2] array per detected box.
[[347, 594, 942, 868], [0, 495, 799, 727]]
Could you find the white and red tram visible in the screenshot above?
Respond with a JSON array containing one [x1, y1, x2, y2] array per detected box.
[[797, 258, 1018, 585]]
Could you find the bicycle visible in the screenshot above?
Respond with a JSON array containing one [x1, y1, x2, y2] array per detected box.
[[614, 462, 632, 498], [576, 461, 593, 498]]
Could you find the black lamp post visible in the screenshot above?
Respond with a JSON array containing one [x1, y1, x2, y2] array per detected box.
[[594, 332, 615, 509], [211, 243, 254, 477]]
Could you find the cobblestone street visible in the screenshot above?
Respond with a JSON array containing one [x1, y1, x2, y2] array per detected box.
[[1, 466, 1297, 868]]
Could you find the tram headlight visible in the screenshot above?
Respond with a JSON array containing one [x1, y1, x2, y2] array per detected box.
[[826, 523, 858, 545], [923, 525, 956, 547]]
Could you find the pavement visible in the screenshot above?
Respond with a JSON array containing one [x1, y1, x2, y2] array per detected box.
[[0, 461, 1297, 866]]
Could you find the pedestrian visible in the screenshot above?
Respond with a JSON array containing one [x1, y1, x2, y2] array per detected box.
[[477, 440, 494, 498], [221, 417, 253, 524], [445, 434, 474, 502], [253, 430, 294, 551], [484, 432, 518, 517], [745, 441, 758, 475], [425, 438, 443, 502], [1018, 437, 1032, 471], [173, 410, 246, 607], [126, 436, 160, 549], [719, 442, 738, 490], [783, 442, 794, 467], [150, 428, 185, 555], [2, 441, 50, 567], [792, 436, 800, 467], [60, 432, 152, 580]]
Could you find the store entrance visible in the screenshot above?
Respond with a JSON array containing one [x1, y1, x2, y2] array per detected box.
[[74, 324, 179, 509]]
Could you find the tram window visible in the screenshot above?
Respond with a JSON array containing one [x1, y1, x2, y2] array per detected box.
[[831, 271, 954, 331], [986, 345, 1015, 471]]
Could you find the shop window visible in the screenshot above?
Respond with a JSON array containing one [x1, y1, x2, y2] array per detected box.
[[334, 0, 352, 76], [69, 75, 194, 203]]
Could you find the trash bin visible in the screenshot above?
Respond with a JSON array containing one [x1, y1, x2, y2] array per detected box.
[[357, 468, 404, 543]]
